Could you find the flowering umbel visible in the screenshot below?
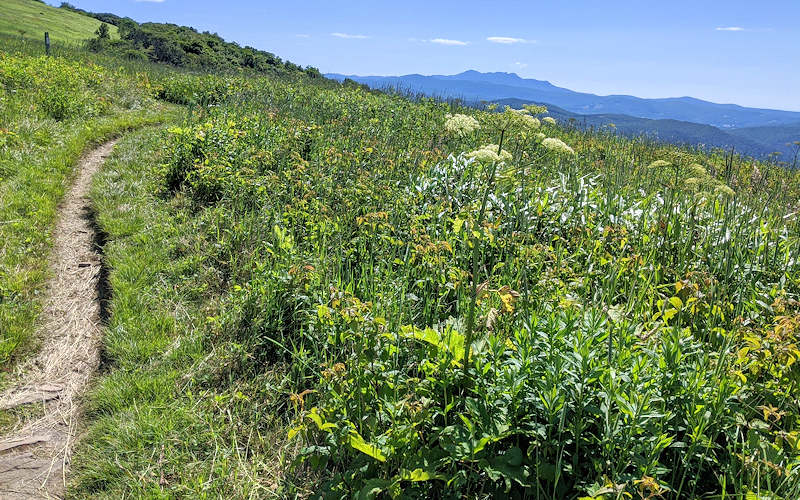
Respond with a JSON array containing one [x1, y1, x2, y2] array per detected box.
[[467, 144, 513, 164], [541, 137, 575, 155], [444, 113, 480, 136]]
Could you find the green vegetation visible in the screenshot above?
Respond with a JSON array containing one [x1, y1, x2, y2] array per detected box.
[[67, 71, 800, 498], [77, 6, 320, 76], [1, 2, 799, 497], [0, 0, 117, 44], [0, 41, 175, 376]]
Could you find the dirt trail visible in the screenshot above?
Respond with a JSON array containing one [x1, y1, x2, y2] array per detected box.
[[0, 140, 117, 499]]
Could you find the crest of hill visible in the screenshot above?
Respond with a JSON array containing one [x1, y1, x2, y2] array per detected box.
[[1, 0, 321, 78], [0, 0, 118, 44]]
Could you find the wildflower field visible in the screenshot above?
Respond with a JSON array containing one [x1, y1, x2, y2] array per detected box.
[[66, 69, 800, 498], [0, 8, 799, 493]]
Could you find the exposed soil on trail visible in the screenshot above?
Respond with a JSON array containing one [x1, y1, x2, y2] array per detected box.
[[0, 140, 117, 499]]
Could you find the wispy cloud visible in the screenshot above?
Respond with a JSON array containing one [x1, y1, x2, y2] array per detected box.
[[513, 61, 528, 69], [331, 32, 370, 39], [429, 38, 468, 46], [487, 36, 533, 44], [715, 26, 746, 31], [135, 0, 166, 3], [295, 34, 311, 38]]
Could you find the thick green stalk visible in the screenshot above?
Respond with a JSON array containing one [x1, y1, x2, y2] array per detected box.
[[463, 129, 505, 377]]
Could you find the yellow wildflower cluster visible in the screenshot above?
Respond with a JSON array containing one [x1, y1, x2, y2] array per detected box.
[[648, 160, 672, 169]]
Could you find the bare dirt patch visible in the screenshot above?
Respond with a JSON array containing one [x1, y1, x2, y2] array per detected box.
[[0, 140, 117, 499]]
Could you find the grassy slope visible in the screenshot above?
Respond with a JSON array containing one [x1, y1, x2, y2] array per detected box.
[[71, 127, 297, 498], [0, 0, 118, 44], [0, 39, 178, 381], [64, 72, 798, 498], [68, 74, 800, 497]]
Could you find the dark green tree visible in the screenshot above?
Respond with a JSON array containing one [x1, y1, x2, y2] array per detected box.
[[95, 23, 110, 40]]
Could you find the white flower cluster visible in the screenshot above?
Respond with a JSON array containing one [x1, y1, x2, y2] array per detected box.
[[542, 116, 557, 125], [541, 137, 575, 156], [444, 113, 480, 136], [502, 106, 540, 133], [688, 163, 707, 177], [467, 144, 513, 164]]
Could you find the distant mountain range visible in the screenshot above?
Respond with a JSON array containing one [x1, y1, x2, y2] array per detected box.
[[326, 71, 800, 161]]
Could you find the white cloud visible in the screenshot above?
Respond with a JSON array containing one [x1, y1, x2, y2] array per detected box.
[[296, 34, 311, 38], [429, 38, 468, 46], [331, 32, 370, 39], [487, 36, 533, 44], [715, 26, 745, 31], [513, 62, 528, 69]]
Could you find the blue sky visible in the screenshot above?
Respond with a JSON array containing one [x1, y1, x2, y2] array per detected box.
[[56, 1, 800, 111]]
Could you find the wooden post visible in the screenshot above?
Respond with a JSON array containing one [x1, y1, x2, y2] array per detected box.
[[44, 32, 50, 56]]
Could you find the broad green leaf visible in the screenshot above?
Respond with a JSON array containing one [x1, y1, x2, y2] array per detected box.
[[349, 431, 386, 462]]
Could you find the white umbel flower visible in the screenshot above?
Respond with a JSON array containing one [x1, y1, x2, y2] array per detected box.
[[541, 137, 575, 155], [467, 144, 513, 164], [444, 113, 480, 136]]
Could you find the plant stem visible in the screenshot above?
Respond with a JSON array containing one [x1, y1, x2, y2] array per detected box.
[[463, 129, 505, 378]]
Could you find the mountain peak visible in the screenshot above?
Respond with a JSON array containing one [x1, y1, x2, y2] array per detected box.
[[445, 70, 558, 90]]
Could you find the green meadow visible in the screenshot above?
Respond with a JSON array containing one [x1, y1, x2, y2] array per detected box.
[[1, 1, 799, 497]]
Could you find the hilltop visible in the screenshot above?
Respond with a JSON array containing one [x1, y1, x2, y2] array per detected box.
[[0, 0, 118, 44]]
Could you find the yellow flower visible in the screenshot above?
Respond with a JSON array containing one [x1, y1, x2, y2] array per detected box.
[[715, 184, 735, 197], [523, 104, 548, 115]]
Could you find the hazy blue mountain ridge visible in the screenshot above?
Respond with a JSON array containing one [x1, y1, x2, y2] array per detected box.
[[328, 70, 800, 129], [327, 71, 800, 159]]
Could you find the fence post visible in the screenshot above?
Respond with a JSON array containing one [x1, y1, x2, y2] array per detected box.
[[45, 32, 50, 56]]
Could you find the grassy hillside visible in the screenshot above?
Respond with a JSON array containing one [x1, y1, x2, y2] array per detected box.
[[1, 3, 799, 498], [0, 0, 118, 45], [69, 73, 800, 497], [0, 36, 180, 382]]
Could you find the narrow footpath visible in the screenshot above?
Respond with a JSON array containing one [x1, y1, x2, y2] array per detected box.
[[0, 140, 117, 499]]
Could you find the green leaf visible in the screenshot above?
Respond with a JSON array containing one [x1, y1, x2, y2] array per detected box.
[[663, 309, 678, 321], [453, 217, 464, 233], [356, 478, 392, 500], [349, 431, 386, 462], [669, 296, 683, 309], [399, 468, 441, 482]]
